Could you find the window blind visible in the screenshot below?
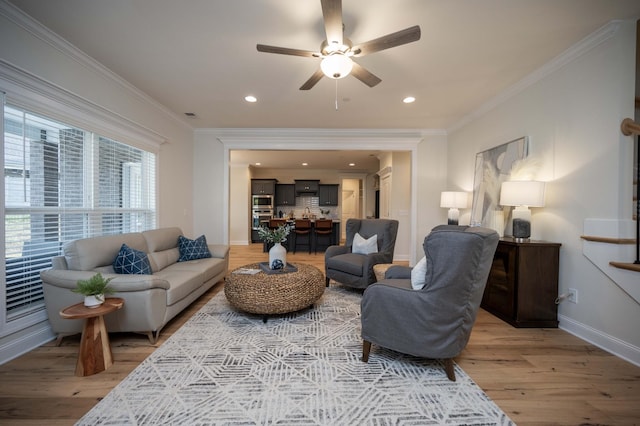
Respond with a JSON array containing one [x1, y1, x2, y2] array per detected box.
[[4, 104, 156, 321]]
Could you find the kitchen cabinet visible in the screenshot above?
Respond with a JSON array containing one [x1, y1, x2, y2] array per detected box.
[[294, 180, 319, 195], [251, 179, 277, 195], [481, 238, 561, 328], [319, 184, 339, 206], [275, 184, 295, 206]]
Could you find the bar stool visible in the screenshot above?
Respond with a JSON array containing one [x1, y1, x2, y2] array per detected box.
[[293, 219, 312, 254], [314, 219, 333, 253]]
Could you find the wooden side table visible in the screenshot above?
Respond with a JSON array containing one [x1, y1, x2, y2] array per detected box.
[[60, 297, 124, 376]]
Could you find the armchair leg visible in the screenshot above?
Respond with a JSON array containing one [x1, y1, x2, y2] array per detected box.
[[362, 340, 371, 362], [325, 277, 330, 287], [444, 358, 456, 381]]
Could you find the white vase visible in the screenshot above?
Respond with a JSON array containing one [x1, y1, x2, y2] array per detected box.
[[84, 294, 105, 308], [269, 242, 287, 270]]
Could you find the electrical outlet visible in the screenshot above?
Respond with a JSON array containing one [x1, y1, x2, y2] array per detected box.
[[567, 288, 578, 304]]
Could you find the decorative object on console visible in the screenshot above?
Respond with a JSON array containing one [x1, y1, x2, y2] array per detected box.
[[500, 180, 546, 240], [72, 273, 114, 308], [471, 137, 528, 234], [440, 191, 468, 225]]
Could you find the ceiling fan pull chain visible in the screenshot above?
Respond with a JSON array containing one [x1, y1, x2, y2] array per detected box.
[[335, 79, 339, 111]]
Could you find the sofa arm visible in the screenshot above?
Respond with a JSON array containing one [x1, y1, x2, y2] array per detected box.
[[40, 269, 170, 292], [208, 244, 229, 259]]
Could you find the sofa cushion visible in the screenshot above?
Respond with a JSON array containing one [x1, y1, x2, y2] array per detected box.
[[64, 232, 148, 271], [178, 235, 212, 262], [325, 253, 365, 277], [353, 232, 378, 255], [148, 248, 180, 273], [143, 227, 182, 252], [153, 268, 203, 305], [113, 244, 152, 275], [169, 256, 227, 283]]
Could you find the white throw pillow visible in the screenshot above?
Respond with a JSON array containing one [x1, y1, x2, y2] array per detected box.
[[352, 232, 378, 255], [411, 256, 427, 290]]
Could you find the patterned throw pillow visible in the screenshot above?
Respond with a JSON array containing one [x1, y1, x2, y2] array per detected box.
[[178, 234, 212, 262], [113, 243, 152, 275]]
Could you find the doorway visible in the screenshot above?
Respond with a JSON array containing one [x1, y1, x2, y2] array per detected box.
[[340, 178, 363, 241]]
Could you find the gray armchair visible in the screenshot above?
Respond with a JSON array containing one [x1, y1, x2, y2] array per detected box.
[[360, 225, 499, 381], [324, 218, 399, 289]]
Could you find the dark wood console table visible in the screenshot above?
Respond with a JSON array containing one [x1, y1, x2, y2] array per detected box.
[[481, 238, 561, 328]]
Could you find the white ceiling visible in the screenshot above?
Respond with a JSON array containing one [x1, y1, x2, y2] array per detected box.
[[8, 0, 640, 169]]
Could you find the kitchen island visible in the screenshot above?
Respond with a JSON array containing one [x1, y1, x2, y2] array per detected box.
[[259, 219, 341, 253]]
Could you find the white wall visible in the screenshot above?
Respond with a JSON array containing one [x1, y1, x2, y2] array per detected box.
[[447, 20, 640, 363], [229, 165, 251, 245], [415, 133, 449, 259]]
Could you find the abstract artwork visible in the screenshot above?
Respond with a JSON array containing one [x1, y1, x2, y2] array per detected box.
[[471, 137, 528, 233]]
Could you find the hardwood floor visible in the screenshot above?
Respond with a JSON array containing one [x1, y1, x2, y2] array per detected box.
[[0, 243, 639, 425]]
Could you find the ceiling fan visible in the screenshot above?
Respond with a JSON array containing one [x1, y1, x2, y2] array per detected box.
[[257, 0, 421, 90]]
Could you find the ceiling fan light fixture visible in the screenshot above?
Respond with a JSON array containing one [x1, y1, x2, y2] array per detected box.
[[321, 54, 353, 79]]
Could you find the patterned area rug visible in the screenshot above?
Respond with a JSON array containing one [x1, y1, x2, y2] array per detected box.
[[78, 285, 514, 425]]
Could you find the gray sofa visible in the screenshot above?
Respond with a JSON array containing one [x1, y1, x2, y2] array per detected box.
[[40, 227, 229, 343]]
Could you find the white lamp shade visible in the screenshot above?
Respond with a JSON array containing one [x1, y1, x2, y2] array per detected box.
[[321, 55, 353, 79], [440, 191, 468, 208], [500, 181, 546, 207]]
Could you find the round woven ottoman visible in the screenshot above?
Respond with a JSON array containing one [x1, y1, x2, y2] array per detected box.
[[225, 263, 325, 321]]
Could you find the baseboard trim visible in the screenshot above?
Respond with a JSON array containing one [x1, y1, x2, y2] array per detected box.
[[559, 314, 640, 367], [0, 322, 55, 365]]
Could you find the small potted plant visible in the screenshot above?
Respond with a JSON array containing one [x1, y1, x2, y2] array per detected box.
[[258, 224, 291, 269], [72, 273, 115, 308]]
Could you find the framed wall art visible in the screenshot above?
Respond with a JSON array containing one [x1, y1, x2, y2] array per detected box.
[[470, 137, 529, 233]]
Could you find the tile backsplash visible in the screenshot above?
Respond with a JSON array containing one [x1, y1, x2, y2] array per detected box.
[[275, 196, 338, 219]]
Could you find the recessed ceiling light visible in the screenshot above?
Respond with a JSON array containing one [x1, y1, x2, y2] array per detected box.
[[403, 96, 416, 104], [245, 95, 257, 103], [255, 162, 261, 166], [349, 163, 355, 166], [302, 162, 308, 166]]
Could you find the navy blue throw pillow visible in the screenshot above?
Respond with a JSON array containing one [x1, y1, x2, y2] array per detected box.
[[113, 243, 152, 274], [178, 235, 212, 262]]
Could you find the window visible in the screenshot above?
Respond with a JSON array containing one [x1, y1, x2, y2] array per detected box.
[[3, 104, 156, 325]]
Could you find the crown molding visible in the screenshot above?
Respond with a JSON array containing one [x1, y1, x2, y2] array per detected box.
[[0, 59, 167, 150], [196, 127, 447, 150], [449, 20, 623, 133], [0, 0, 191, 131]]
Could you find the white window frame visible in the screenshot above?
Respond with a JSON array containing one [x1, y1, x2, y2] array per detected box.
[[0, 62, 162, 338]]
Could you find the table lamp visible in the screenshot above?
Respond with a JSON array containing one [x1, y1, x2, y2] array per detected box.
[[499, 180, 546, 240], [440, 191, 468, 225]]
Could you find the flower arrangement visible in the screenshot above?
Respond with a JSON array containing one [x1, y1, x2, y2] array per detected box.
[[257, 224, 291, 244]]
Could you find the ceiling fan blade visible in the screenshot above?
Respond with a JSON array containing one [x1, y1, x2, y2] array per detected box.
[[350, 62, 381, 87], [351, 25, 421, 57], [257, 44, 320, 58], [300, 69, 325, 90], [321, 0, 343, 45]]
